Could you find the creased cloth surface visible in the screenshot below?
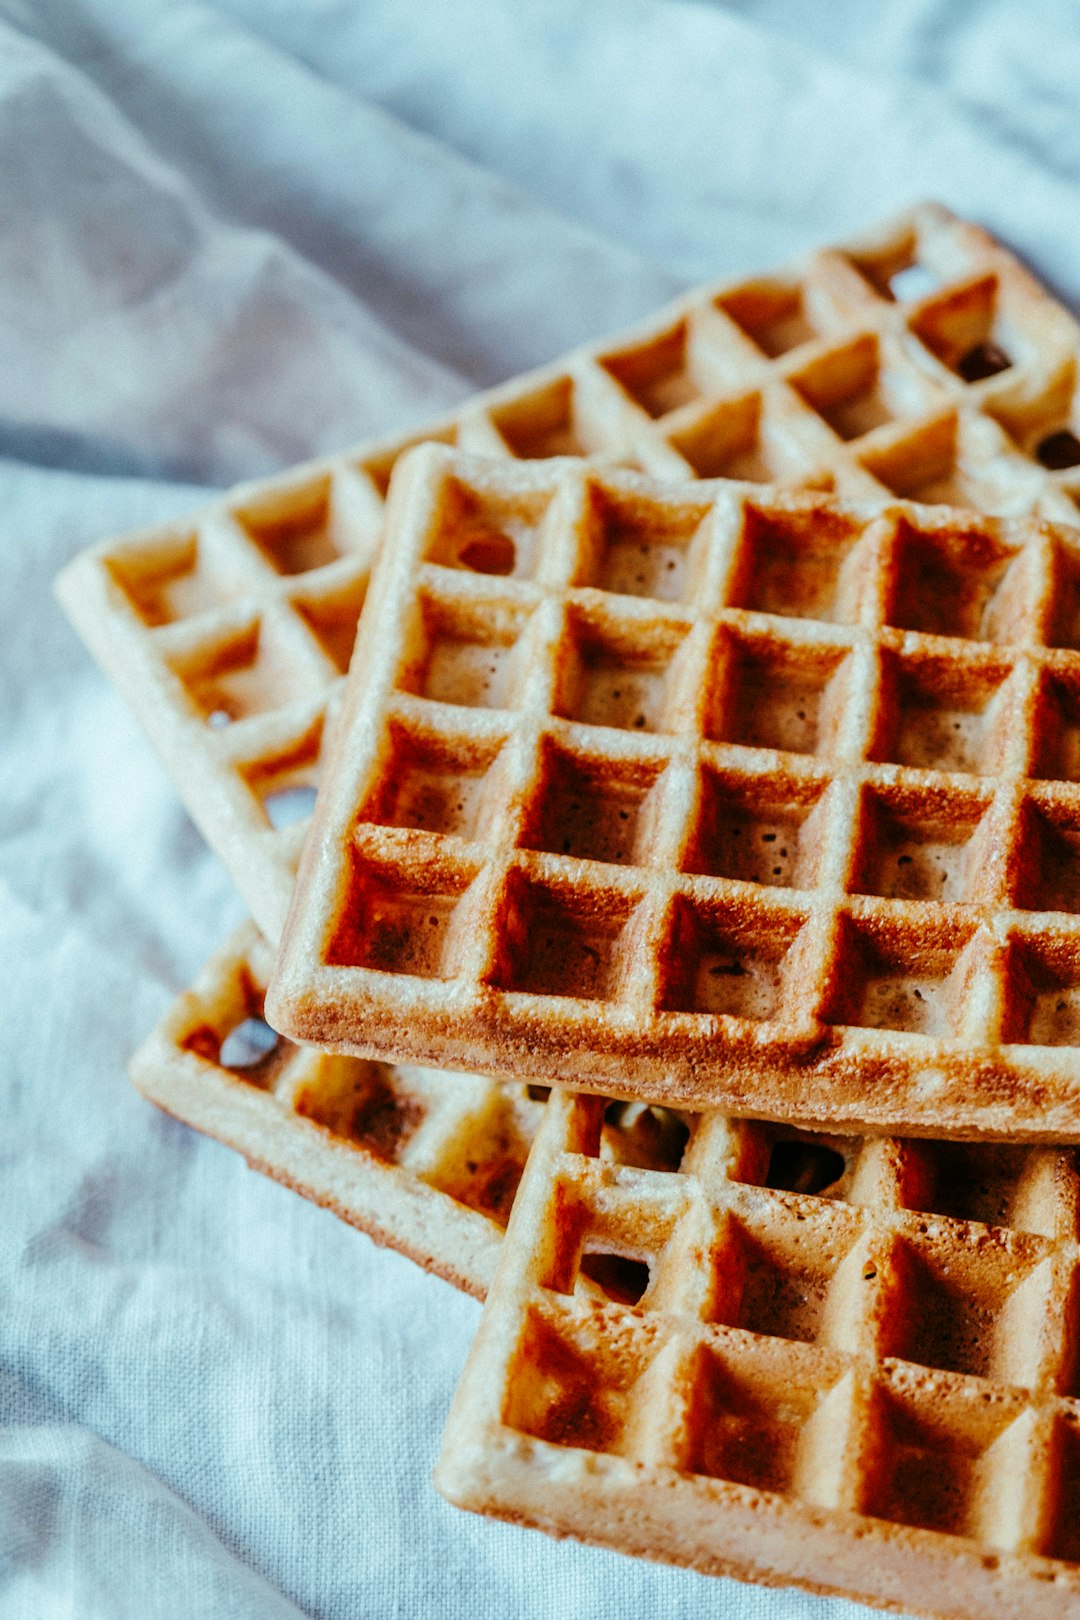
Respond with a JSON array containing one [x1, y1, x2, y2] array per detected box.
[[3, 3, 1079, 1615]]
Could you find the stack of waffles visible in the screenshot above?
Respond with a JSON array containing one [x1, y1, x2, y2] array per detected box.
[[56, 204, 1080, 1618]]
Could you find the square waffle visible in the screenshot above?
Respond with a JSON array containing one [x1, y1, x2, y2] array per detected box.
[[436, 1086, 1080, 1619], [269, 444, 1080, 1140], [55, 203, 1080, 942]]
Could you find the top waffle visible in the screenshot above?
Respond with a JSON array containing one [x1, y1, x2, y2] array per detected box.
[[54, 203, 1080, 940], [271, 444, 1080, 1141]]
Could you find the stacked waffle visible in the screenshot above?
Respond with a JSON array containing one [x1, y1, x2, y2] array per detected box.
[[57, 204, 1080, 1619]]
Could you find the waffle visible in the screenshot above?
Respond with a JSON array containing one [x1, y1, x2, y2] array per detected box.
[[269, 444, 1080, 1140], [436, 1086, 1080, 1619], [55, 202, 1080, 942], [129, 919, 541, 1296]]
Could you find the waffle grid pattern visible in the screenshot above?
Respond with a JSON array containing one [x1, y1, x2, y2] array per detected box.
[[56, 203, 1080, 940], [133, 921, 704, 1297], [436, 1088, 1080, 1618], [272, 446, 1080, 1137], [130, 921, 546, 1296]]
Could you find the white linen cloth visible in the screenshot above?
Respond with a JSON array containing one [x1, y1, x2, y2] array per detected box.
[[2, 3, 1079, 1613]]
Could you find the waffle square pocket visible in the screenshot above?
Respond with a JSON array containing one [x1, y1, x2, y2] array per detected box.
[[270, 445, 1080, 1139]]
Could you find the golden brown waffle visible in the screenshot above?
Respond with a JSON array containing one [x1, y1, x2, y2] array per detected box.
[[269, 445, 1080, 1140], [436, 1087, 1080, 1619], [55, 203, 1080, 941]]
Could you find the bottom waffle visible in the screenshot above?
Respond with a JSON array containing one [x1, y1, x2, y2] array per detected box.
[[437, 1088, 1080, 1620], [129, 921, 540, 1297], [130, 921, 692, 1297]]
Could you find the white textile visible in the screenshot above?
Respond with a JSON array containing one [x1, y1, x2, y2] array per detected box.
[[2, 3, 1077, 1615]]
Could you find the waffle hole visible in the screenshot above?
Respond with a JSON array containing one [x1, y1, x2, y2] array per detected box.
[[556, 612, 690, 737], [234, 478, 341, 575], [1011, 802, 1080, 916], [884, 1240, 1045, 1388], [685, 1359, 806, 1492], [578, 1251, 651, 1307], [294, 582, 366, 674], [422, 635, 515, 708], [825, 917, 968, 1040], [457, 533, 516, 574], [364, 726, 505, 843], [355, 898, 456, 977], [1004, 938, 1080, 1048], [900, 1140, 1049, 1233], [890, 1251, 996, 1378], [1033, 993, 1080, 1045], [584, 482, 709, 603], [1046, 548, 1080, 654], [461, 1158, 526, 1226], [843, 237, 941, 305], [711, 1217, 845, 1345], [601, 1102, 690, 1174], [1037, 428, 1080, 471], [730, 502, 863, 624], [263, 785, 318, 829], [215, 1016, 291, 1089], [863, 978, 945, 1037], [789, 334, 900, 444], [393, 772, 481, 837], [575, 662, 666, 733], [666, 392, 772, 484], [220, 1016, 279, 1067], [684, 1346, 826, 1495], [887, 263, 941, 302], [400, 593, 532, 712], [765, 1140, 847, 1197], [685, 768, 826, 891], [697, 952, 776, 1019], [867, 833, 969, 903], [491, 875, 635, 1003]]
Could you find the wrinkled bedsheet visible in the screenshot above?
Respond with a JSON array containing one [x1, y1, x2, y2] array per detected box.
[[4, 3, 1080, 1614]]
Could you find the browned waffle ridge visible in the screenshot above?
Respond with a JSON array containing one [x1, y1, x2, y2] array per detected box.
[[270, 445, 1080, 1140], [55, 203, 1080, 942], [436, 1087, 1080, 1619]]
